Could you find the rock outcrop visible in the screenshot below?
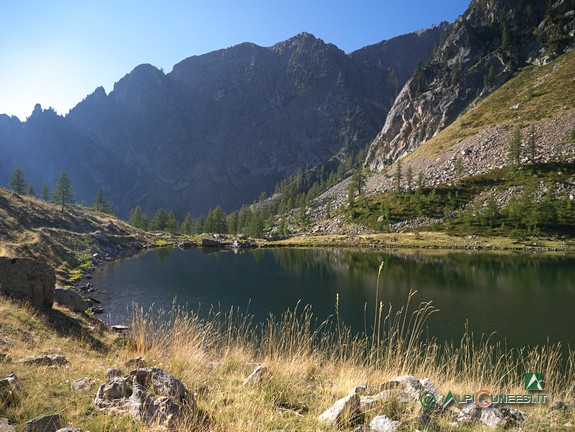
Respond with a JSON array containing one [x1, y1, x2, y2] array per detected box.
[[1, 27, 445, 217], [366, 0, 575, 170], [0, 257, 55, 308]]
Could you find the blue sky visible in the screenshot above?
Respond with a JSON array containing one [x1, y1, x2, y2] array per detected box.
[[0, 0, 470, 120]]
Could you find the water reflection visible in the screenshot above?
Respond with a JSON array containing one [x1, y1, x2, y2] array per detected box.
[[92, 248, 575, 349]]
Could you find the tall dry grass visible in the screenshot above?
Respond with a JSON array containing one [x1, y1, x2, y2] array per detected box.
[[124, 266, 575, 431]]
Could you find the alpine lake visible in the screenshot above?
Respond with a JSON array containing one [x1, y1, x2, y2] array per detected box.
[[91, 247, 575, 350]]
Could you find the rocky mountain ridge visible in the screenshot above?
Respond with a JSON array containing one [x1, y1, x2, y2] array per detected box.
[[0, 26, 446, 217], [366, 0, 575, 170]]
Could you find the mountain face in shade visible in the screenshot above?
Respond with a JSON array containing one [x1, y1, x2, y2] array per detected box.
[[366, 0, 575, 170], [0, 28, 446, 216]]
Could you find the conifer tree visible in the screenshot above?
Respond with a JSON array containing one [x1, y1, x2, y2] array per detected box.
[[507, 127, 522, 167], [53, 171, 74, 211], [27, 184, 36, 197], [165, 211, 179, 233], [181, 212, 194, 235], [129, 206, 148, 230], [9, 167, 27, 194], [93, 187, 114, 214], [528, 125, 537, 163], [150, 208, 168, 231], [394, 159, 402, 194], [40, 183, 51, 201], [195, 215, 205, 234]]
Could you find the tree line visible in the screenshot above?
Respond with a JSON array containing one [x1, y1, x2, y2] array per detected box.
[[7, 167, 114, 214]]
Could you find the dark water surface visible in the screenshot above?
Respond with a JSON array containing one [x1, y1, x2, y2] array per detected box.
[[92, 248, 575, 348]]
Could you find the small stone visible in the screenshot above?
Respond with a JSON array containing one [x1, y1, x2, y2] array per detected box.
[[124, 357, 146, 369], [370, 415, 400, 432], [71, 377, 94, 392], [105, 368, 123, 380], [0, 372, 23, 404], [551, 401, 575, 410], [24, 414, 62, 432], [0, 417, 16, 432], [243, 365, 272, 386], [56, 429, 86, 432], [318, 393, 361, 428]]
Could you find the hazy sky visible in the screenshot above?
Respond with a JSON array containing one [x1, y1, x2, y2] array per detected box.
[[0, 0, 470, 121]]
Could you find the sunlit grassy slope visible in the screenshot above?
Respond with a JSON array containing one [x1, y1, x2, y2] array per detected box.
[[418, 49, 575, 157], [1, 292, 574, 431]]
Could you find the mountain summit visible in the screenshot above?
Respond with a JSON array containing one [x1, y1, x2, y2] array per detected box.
[[0, 27, 445, 216]]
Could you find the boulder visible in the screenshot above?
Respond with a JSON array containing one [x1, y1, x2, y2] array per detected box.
[[20, 354, 69, 367], [71, 377, 94, 392], [0, 417, 15, 432], [177, 241, 195, 250], [455, 403, 526, 429], [243, 365, 272, 387], [318, 393, 361, 428], [93, 368, 195, 428], [0, 257, 55, 308], [93, 377, 132, 407], [24, 414, 62, 432], [370, 415, 400, 431], [479, 405, 526, 429], [201, 238, 224, 248], [53, 288, 88, 312]]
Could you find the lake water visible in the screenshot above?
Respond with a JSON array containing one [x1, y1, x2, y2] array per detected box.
[[91, 248, 575, 349]]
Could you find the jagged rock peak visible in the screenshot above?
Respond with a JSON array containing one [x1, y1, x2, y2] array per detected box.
[[365, 0, 575, 171]]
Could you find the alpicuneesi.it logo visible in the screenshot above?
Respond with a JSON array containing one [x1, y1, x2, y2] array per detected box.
[[422, 373, 547, 410]]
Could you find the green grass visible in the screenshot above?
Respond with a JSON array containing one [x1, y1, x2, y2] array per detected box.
[[346, 161, 575, 239]]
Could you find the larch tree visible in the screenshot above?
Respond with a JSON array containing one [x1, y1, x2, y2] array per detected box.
[[52, 171, 74, 211]]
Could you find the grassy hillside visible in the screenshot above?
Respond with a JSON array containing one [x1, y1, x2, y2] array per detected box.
[[416, 49, 575, 157], [309, 50, 575, 240], [0, 187, 170, 282], [1, 285, 574, 430]]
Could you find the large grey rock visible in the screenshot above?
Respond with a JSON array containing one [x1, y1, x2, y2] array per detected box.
[[454, 403, 526, 429], [20, 354, 69, 367], [0, 257, 55, 308], [0, 417, 15, 432], [53, 288, 88, 312], [370, 415, 400, 432], [93, 368, 195, 428], [24, 414, 62, 432], [318, 393, 361, 428], [479, 405, 526, 429], [93, 377, 132, 407]]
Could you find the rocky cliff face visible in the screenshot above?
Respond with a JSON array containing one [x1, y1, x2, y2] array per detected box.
[[0, 29, 445, 217], [366, 0, 575, 170]]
